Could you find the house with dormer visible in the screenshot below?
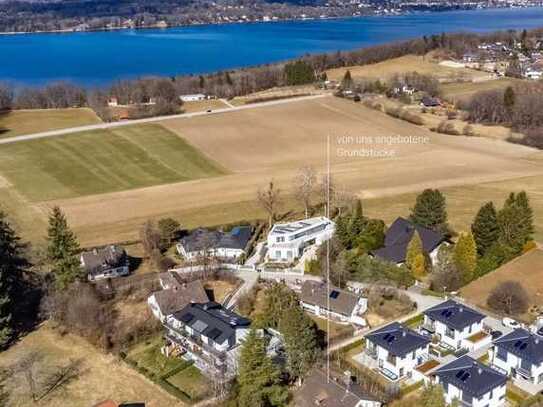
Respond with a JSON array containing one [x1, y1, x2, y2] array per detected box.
[[422, 300, 489, 351], [490, 328, 543, 394], [433, 355, 507, 407], [364, 322, 431, 381]]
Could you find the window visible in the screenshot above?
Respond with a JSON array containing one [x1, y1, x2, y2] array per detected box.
[[496, 347, 508, 362], [445, 326, 455, 339], [276, 237, 284, 243], [411, 351, 416, 360], [387, 354, 396, 365]]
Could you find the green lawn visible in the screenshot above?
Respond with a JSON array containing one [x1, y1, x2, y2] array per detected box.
[[126, 337, 185, 377], [0, 124, 227, 201], [0, 108, 101, 138], [166, 365, 210, 401]]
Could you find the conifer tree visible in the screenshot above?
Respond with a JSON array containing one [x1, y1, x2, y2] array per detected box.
[[412, 253, 427, 280], [0, 212, 25, 347], [498, 191, 534, 254], [278, 305, 318, 380], [348, 199, 365, 242], [258, 283, 299, 329], [410, 189, 448, 233], [47, 206, 81, 289], [238, 329, 287, 407], [341, 70, 353, 90], [471, 202, 499, 257], [454, 232, 477, 284]]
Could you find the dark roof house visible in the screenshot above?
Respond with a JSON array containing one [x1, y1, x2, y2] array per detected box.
[[177, 226, 252, 256], [80, 245, 129, 276], [424, 300, 486, 331], [371, 217, 446, 264], [494, 328, 543, 365], [300, 280, 362, 317], [433, 356, 507, 399], [294, 369, 381, 407], [366, 322, 430, 357], [421, 96, 441, 107], [172, 302, 251, 347]]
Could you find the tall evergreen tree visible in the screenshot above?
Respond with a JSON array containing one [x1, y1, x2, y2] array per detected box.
[[341, 70, 353, 90], [237, 329, 287, 407], [258, 283, 299, 329], [471, 202, 499, 257], [453, 232, 477, 284], [498, 191, 534, 254], [278, 306, 318, 380], [47, 206, 81, 289], [0, 212, 26, 347], [348, 199, 365, 242], [410, 189, 448, 233]]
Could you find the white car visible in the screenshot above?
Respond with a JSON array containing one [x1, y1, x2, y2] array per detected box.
[[502, 317, 522, 329]]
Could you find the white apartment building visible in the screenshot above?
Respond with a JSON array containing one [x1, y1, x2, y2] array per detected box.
[[490, 328, 543, 394], [433, 356, 507, 407], [364, 322, 430, 381], [266, 216, 335, 262]]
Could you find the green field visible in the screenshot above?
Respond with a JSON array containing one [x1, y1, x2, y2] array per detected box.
[[441, 78, 518, 104], [0, 124, 227, 201], [0, 108, 102, 138]]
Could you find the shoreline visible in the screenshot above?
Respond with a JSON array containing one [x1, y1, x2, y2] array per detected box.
[[0, 4, 533, 37]]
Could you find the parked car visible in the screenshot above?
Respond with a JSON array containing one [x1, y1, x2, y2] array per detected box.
[[491, 330, 503, 340], [502, 317, 521, 329]]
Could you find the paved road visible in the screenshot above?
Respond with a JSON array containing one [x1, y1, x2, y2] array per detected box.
[[0, 94, 329, 145]]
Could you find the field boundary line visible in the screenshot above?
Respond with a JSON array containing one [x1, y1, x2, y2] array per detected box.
[[0, 94, 329, 145]]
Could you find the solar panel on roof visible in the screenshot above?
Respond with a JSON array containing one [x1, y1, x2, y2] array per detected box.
[[181, 313, 194, 323], [456, 370, 465, 379], [330, 290, 340, 299], [383, 333, 390, 340], [461, 372, 471, 382], [514, 340, 523, 348], [520, 343, 528, 350]]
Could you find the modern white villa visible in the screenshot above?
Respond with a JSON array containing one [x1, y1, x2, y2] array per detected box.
[[300, 280, 367, 326], [363, 322, 431, 381], [433, 356, 507, 407], [421, 300, 490, 351], [490, 328, 543, 394], [266, 216, 335, 262]]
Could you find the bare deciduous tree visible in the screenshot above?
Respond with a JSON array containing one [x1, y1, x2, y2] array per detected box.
[[319, 173, 336, 213], [257, 181, 282, 228], [487, 280, 529, 316], [293, 165, 317, 218], [140, 220, 161, 259]]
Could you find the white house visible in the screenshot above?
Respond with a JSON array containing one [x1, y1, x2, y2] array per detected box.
[[300, 280, 367, 326], [490, 328, 543, 394], [364, 322, 431, 381], [180, 94, 206, 102], [176, 226, 252, 261], [80, 245, 130, 281], [147, 276, 209, 322], [370, 217, 448, 266], [421, 300, 490, 351], [266, 216, 335, 263], [433, 356, 507, 407]]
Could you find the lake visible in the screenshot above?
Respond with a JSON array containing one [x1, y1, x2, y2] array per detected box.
[[2, 7, 543, 87]]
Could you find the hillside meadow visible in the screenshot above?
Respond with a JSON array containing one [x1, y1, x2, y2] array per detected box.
[[0, 96, 542, 246]]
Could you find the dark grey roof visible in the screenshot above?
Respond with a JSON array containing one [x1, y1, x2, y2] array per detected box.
[[80, 245, 128, 275], [423, 300, 485, 331], [173, 302, 251, 345], [365, 322, 430, 357], [494, 328, 543, 365], [294, 369, 379, 407], [217, 226, 252, 250], [434, 356, 507, 398], [371, 217, 445, 264], [180, 226, 251, 253]]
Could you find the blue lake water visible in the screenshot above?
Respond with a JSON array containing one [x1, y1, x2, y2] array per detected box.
[[2, 7, 543, 86]]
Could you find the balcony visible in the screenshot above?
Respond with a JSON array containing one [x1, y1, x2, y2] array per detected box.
[[420, 323, 436, 334], [165, 324, 227, 362], [365, 348, 378, 359]]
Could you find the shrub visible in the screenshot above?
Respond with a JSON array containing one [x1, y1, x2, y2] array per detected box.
[[437, 120, 462, 135]]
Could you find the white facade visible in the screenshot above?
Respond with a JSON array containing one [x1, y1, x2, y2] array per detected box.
[[436, 378, 506, 407], [365, 340, 429, 381], [490, 344, 543, 394], [267, 217, 335, 262], [180, 94, 206, 102], [301, 297, 367, 325], [176, 243, 244, 260], [423, 315, 486, 351]]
